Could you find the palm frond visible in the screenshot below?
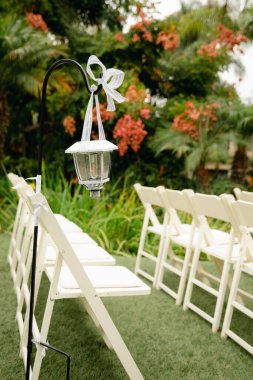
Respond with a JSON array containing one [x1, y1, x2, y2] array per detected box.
[[15, 73, 42, 97], [150, 128, 192, 156], [0, 14, 67, 91], [185, 147, 203, 178]]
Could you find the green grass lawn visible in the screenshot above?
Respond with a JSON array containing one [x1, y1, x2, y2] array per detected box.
[[0, 233, 252, 380]]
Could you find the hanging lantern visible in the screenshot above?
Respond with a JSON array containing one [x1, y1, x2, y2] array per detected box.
[[65, 55, 125, 199], [65, 140, 118, 198]]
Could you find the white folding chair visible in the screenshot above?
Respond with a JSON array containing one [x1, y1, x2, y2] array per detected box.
[[183, 193, 241, 332], [8, 174, 100, 290], [7, 174, 32, 282], [234, 187, 253, 203], [14, 183, 116, 312], [7, 174, 82, 282], [155, 188, 198, 305], [221, 197, 253, 355], [134, 184, 168, 286], [233, 187, 253, 234], [19, 191, 150, 380]]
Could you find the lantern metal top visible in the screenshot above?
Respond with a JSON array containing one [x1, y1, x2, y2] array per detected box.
[[65, 140, 118, 154]]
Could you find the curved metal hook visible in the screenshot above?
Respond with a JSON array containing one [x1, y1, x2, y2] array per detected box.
[[38, 58, 102, 174]]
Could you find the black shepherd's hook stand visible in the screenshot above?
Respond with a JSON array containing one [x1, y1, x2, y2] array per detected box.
[[25, 59, 102, 380]]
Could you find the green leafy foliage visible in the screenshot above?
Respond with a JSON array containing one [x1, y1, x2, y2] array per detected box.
[[1, 1, 253, 203]]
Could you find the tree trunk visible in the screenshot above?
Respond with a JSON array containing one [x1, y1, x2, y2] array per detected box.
[[0, 90, 10, 165], [195, 164, 210, 191], [231, 145, 249, 183]]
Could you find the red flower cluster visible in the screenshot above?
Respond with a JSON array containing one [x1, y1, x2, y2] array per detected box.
[[26, 13, 48, 32], [92, 103, 115, 124], [139, 107, 150, 119], [114, 32, 125, 43], [198, 24, 248, 60], [126, 84, 146, 103], [113, 114, 147, 156], [131, 6, 153, 43], [172, 101, 220, 140], [132, 33, 141, 42], [198, 40, 219, 60], [63, 115, 76, 137], [218, 24, 248, 51], [156, 30, 179, 51]]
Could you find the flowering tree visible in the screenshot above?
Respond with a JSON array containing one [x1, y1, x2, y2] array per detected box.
[[112, 83, 151, 156], [151, 100, 231, 188], [0, 12, 66, 164], [198, 23, 248, 60], [2, 1, 253, 190]]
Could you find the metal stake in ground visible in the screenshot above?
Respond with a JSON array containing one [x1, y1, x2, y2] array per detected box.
[[25, 58, 102, 380]]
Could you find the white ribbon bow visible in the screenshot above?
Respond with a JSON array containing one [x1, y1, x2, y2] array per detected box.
[[81, 55, 125, 141]]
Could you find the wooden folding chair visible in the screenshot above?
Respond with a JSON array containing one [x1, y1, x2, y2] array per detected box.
[[221, 197, 253, 355], [134, 184, 168, 286], [18, 191, 150, 380], [155, 188, 198, 305], [183, 193, 241, 332]]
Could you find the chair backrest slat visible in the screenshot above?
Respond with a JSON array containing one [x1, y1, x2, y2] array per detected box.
[[234, 187, 253, 203], [159, 188, 193, 214], [191, 193, 230, 223], [233, 200, 253, 228], [134, 183, 164, 208]]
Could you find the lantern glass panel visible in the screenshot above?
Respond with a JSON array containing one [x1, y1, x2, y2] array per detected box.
[[101, 151, 111, 179], [74, 152, 111, 182]]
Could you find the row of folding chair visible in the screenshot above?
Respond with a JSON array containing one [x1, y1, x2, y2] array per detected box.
[[134, 184, 253, 355], [8, 174, 101, 284], [8, 173, 151, 380]]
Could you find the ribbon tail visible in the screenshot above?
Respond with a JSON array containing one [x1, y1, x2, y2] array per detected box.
[[81, 93, 94, 141], [103, 83, 126, 111], [95, 95, 105, 140], [106, 94, 116, 112]]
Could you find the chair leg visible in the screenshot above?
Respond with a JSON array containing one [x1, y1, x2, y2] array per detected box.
[[8, 199, 22, 267], [31, 295, 56, 380], [183, 228, 203, 311], [31, 255, 62, 380], [84, 296, 144, 380], [135, 213, 149, 275], [154, 232, 171, 290], [15, 229, 33, 297], [177, 246, 192, 306], [11, 209, 27, 283], [221, 262, 242, 338], [176, 224, 196, 305], [212, 261, 230, 333], [81, 298, 113, 350]]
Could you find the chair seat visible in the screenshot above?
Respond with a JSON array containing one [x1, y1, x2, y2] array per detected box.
[[171, 228, 232, 249], [55, 214, 82, 232], [45, 244, 115, 265], [171, 230, 198, 248], [148, 223, 191, 236], [203, 243, 241, 262], [242, 262, 253, 275], [210, 229, 231, 244], [46, 266, 151, 297], [64, 232, 97, 245]]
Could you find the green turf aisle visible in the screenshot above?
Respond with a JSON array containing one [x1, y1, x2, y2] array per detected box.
[[0, 233, 252, 379]]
